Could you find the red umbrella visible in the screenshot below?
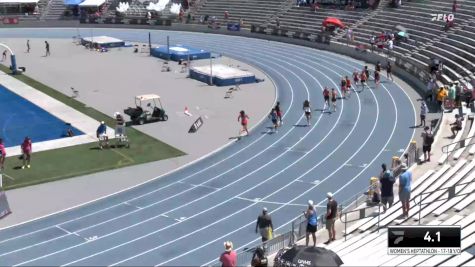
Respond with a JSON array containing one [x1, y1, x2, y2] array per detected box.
[[323, 17, 345, 28]]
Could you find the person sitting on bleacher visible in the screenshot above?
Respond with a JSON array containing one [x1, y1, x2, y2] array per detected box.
[[450, 114, 463, 138]]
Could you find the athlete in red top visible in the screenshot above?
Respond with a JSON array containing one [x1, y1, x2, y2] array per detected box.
[[238, 110, 250, 136]]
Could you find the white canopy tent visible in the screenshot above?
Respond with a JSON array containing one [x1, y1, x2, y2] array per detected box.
[[78, 0, 104, 7], [0, 0, 39, 3]]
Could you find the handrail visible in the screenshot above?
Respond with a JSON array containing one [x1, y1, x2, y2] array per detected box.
[[412, 179, 475, 224], [441, 134, 475, 157]]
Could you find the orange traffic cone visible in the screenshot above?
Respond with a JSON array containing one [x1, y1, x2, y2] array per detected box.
[[184, 106, 192, 116]]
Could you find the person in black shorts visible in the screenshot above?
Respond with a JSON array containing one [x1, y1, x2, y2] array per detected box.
[[331, 88, 337, 112], [275, 102, 283, 126], [386, 61, 393, 81], [364, 66, 370, 81], [303, 100, 311, 126], [421, 126, 433, 162], [325, 192, 338, 244], [450, 114, 463, 137], [322, 87, 330, 112], [376, 61, 381, 73], [304, 200, 318, 247]]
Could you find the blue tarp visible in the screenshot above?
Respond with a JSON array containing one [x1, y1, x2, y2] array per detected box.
[[64, 0, 83, 5]]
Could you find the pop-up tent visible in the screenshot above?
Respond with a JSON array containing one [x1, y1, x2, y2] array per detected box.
[[78, 0, 104, 7], [323, 17, 345, 28], [64, 0, 83, 5]]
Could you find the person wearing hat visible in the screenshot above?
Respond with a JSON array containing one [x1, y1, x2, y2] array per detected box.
[[96, 121, 109, 149], [398, 163, 412, 218], [304, 200, 318, 247], [255, 207, 273, 242], [325, 192, 338, 244], [220, 241, 237, 267]]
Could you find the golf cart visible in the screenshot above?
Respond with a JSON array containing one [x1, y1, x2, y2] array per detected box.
[[124, 94, 168, 125]]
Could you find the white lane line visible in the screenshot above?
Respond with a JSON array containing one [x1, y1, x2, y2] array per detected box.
[[0, 44, 295, 244], [234, 197, 318, 208], [200, 62, 408, 266], [122, 202, 143, 210], [12, 43, 331, 267], [177, 181, 220, 191], [51, 44, 347, 267], [55, 226, 87, 242], [105, 50, 358, 267]]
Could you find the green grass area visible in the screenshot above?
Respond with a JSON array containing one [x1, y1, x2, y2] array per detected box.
[[0, 66, 185, 190]]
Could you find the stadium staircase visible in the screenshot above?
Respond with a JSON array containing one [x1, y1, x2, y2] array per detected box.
[[191, 0, 291, 28], [42, 0, 66, 20]]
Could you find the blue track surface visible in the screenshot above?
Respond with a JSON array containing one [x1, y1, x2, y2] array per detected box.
[[0, 28, 416, 266], [0, 84, 83, 147]]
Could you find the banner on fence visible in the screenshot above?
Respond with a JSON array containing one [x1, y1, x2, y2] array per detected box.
[[2, 17, 19, 24], [251, 25, 332, 45]]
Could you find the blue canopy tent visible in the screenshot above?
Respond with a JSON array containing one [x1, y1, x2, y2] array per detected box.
[[64, 0, 83, 5]]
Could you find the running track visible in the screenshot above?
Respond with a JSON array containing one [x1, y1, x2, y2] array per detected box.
[[0, 28, 416, 266]]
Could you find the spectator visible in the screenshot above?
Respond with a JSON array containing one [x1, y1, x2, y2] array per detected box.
[[255, 207, 273, 242], [346, 28, 353, 46], [436, 87, 447, 112], [1, 50, 6, 61], [455, 81, 462, 108], [304, 200, 317, 247], [452, 0, 457, 12], [96, 121, 109, 149], [21, 137, 32, 169], [448, 83, 456, 110], [387, 38, 393, 58], [45, 41, 50, 57], [276, 17, 280, 29], [115, 112, 125, 136], [386, 60, 393, 81], [398, 163, 411, 218], [450, 114, 463, 137], [224, 10, 229, 21], [426, 79, 435, 102], [26, 40, 30, 53], [419, 101, 429, 127], [421, 126, 434, 162], [220, 241, 237, 267], [379, 163, 395, 212], [325, 192, 337, 244], [369, 34, 376, 52], [0, 138, 5, 171], [251, 246, 268, 267]]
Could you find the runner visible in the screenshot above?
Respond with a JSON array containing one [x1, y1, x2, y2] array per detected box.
[[340, 77, 347, 99], [237, 110, 250, 136], [322, 87, 330, 112], [345, 75, 352, 97], [376, 61, 382, 73], [331, 88, 337, 113], [364, 65, 370, 81], [303, 100, 312, 126], [386, 60, 394, 81], [353, 69, 359, 87], [275, 101, 283, 126], [374, 70, 381, 89], [360, 71, 368, 91], [268, 109, 278, 133]]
